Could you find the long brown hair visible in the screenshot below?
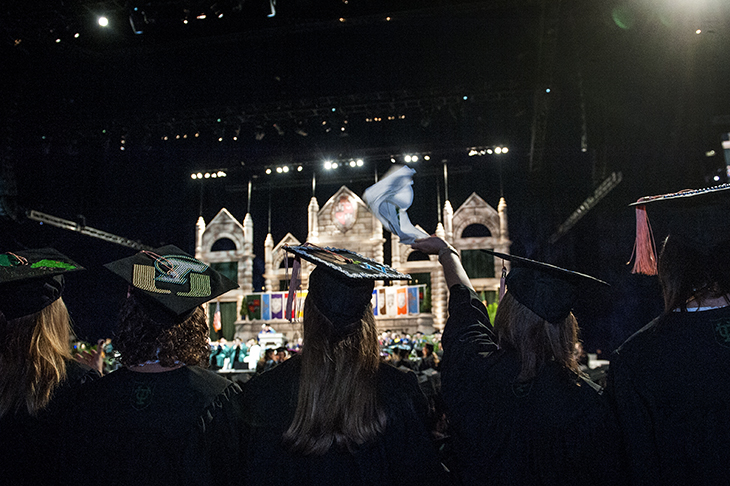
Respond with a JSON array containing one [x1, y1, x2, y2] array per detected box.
[[282, 298, 386, 456], [493, 292, 580, 382], [114, 294, 210, 367], [0, 298, 72, 417]]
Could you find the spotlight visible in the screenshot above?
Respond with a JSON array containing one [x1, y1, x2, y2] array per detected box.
[[266, 168, 272, 174], [276, 167, 283, 173], [191, 174, 197, 179], [502, 147, 509, 153], [324, 161, 332, 170], [350, 160, 356, 167], [332, 162, 338, 169], [495, 147, 502, 154], [356, 159, 364, 167], [98, 16, 109, 27], [204, 173, 211, 179], [404, 155, 412, 163], [282, 166, 289, 173], [424, 155, 430, 161], [297, 166, 303, 172], [197, 172, 203, 179]]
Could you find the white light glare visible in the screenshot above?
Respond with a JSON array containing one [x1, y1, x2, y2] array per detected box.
[[696, 29, 702, 34], [297, 166, 303, 172], [714, 175, 720, 181], [356, 159, 364, 167], [204, 173, 211, 179], [350, 161, 356, 167], [276, 167, 283, 173], [197, 172, 203, 179], [424, 155, 430, 161], [282, 166, 289, 173], [332, 162, 339, 169], [495, 147, 502, 154], [266, 168, 272, 174], [404, 155, 412, 163], [98, 16, 109, 27], [324, 161, 332, 170]]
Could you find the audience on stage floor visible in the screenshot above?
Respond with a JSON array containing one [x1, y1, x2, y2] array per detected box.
[[0, 249, 100, 486], [61, 245, 243, 486], [240, 245, 446, 485], [411, 235, 626, 486]]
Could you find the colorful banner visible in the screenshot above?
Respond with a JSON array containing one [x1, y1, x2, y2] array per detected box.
[[261, 293, 271, 321], [408, 287, 420, 315], [246, 295, 261, 320], [271, 293, 283, 319], [385, 287, 397, 317], [378, 288, 387, 316], [397, 287, 408, 315]]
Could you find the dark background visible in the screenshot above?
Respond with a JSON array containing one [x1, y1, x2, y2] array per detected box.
[[2, 0, 728, 351]]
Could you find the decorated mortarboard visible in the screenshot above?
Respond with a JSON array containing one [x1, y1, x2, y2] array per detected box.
[[628, 183, 730, 275], [0, 248, 84, 321], [482, 249, 609, 324], [283, 244, 410, 329], [104, 245, 238, 324]]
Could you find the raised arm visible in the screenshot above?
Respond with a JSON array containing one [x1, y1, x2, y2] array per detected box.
[[410, 236, 473, 291]]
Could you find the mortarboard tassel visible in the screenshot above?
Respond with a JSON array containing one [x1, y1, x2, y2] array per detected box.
[[499, 264, 507, 301], [628, 204, 657, 275], [285, 258, 301, 322]]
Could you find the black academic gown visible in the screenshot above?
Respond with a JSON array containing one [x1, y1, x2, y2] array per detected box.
[[61, 366, 244, 486], [0, 360, 99, 486], [240, 354, 446, 486], [607, 305, 730, 486], [441, 285, 625, 486]]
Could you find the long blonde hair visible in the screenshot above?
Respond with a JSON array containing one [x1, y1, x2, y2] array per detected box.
[[493, 292, 580, 382], [282, 298, 386, 455], [0, 298, 72, 417]]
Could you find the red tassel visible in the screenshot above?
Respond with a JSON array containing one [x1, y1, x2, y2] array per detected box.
[[628, 205, 657, 275]]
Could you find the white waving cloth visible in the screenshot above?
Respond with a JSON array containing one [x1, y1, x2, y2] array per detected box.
[[363, 166, 430, 245]]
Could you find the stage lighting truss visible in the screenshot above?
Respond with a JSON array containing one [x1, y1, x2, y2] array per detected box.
[[467, 146, 509, 156], [191, 170, 227, 180]]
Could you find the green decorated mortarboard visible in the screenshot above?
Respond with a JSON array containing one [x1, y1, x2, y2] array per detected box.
[[0, 248, 84, 321], [629, 183, 730, 275], [283, 245, 409, 330], [104, 245, 238, 324], [482, 249, 609, 324]]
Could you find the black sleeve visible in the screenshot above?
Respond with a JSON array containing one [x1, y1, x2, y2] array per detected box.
[[441, 284, 499, 367]]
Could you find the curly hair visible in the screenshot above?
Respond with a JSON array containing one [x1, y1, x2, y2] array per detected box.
[[114, 294, 210, 368], [0, 298, 72, 417]]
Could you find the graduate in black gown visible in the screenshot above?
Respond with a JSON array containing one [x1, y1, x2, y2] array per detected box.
[[61, 245, 242, 486], [0, 249, 99, 486], [411, 236, 625, 486], [241, 245, 446, 485], [607, 184, 730, 486]]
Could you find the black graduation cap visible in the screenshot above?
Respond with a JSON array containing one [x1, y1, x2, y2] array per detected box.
[[628, 183, 730, 275], [283, 245, 410, 328], [0, 248, 84, 321], [482, 249, 609, 324], [104, 245, 238, 324]]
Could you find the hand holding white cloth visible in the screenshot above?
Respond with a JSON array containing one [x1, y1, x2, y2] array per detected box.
[[363, 166, 430, 245]]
